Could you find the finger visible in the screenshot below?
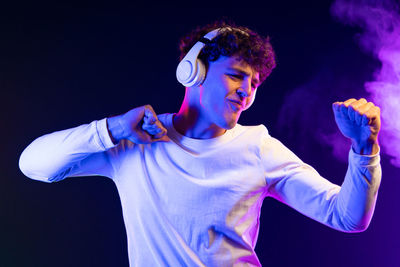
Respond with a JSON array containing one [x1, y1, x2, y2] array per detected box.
[[142, 124, 160, 135], [350, 99, 368, 125], [340, 98, 364, 122], [152, 134, 171, 142], [147, 127, 164, 137], [143, 119, 166, 131], [349, 98, 367, 110], [142, 120, 167, 137], [343, 98, 357, 107], [347, 105, 356, 122], [357, 101, 374, 113], [337, 103, 352, 121], [142, 124, 169, 142], [143, 115, 156, 125], [142, 123, 163, 135], [357, 102, 375, 126], [361, 113, 369, 126], [136, 128, 168, 144], [143, 114, 156, 125], [130, 131, 153, 144], [364, 105, 381, 126], [144, 105, 158, 123], [153, 129, 167, 139], [332, 102, 342, 113], [332, 102, 347, 122]]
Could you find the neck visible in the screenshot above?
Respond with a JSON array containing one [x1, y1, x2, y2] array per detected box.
[[173, 90, 226, 139]]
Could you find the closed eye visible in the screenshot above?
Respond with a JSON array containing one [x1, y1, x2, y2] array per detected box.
[[227, 73, 257, 90], [227, 73, 243, 80]]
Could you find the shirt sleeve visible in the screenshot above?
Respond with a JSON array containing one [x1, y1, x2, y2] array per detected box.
[[19, 118, 118, 183], [261, 133, 382, 232]]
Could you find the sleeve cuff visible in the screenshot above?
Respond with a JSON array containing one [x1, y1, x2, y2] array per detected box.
[[349, 146, 380, 167], [95, 118, 118, 150]]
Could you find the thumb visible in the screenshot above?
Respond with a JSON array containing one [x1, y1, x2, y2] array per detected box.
[[152, 134, 171, 143]]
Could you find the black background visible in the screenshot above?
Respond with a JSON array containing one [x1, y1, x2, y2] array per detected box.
[[2, 1, 400, 266]]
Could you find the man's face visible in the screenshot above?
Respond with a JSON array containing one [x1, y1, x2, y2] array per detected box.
[[197, 56, 260, 129]]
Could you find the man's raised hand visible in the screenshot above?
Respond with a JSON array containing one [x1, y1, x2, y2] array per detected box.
[[107, 105, 170, 144], [332, 98, 381, 155]]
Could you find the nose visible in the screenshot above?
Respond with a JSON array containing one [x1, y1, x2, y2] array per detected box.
[[236, 81, 252, 99]]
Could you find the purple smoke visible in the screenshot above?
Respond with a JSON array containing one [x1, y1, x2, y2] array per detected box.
[[331, 0, 400, 167], [277, 67, 356, 163]]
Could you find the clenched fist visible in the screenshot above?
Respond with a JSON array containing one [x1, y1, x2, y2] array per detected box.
[[107, 105, 170, 144], [332, 98, 381, 155]]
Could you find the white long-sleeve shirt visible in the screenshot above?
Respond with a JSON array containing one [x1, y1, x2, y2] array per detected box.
[[19, 113, 381, 266]]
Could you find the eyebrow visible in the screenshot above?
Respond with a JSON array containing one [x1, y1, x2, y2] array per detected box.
[[227, 67, 260, 86]]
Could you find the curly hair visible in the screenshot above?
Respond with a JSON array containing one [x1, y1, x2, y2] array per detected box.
[[179, 20, 276, 84]]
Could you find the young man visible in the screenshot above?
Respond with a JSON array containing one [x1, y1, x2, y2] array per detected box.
[[19, 21, 381, 266]]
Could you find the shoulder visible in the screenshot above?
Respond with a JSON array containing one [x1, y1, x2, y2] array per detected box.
[[234, 123, 294, 156], [157, 113, 171, 126], [233, 123, 270, 140], [227, 124, 273, 156]]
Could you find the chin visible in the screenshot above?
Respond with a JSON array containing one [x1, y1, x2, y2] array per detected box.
[[215, 112, 240, 130], [220, 118, 238, 130], [227, 121, 238, 129]]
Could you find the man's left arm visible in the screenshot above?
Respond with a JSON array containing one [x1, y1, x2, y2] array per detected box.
[[329, 98, 382, 231], [264, 98, 382, 232]]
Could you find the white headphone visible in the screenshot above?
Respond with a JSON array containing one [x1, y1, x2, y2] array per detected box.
[[176, 27, 257, 110]]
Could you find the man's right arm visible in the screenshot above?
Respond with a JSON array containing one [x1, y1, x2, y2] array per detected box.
[[19, 118, 117, 182], [19, 105, 169, 183]]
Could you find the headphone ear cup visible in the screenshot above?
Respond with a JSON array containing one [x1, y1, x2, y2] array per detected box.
[[182, 59, 206, 87], [177, 28, 221, 87], [176, 59, 194, 86], [193, 59, 206, 86], [176, 58, 206, 87]]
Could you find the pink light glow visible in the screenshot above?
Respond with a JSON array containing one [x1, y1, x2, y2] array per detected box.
[[331, 0, 400, 167]]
